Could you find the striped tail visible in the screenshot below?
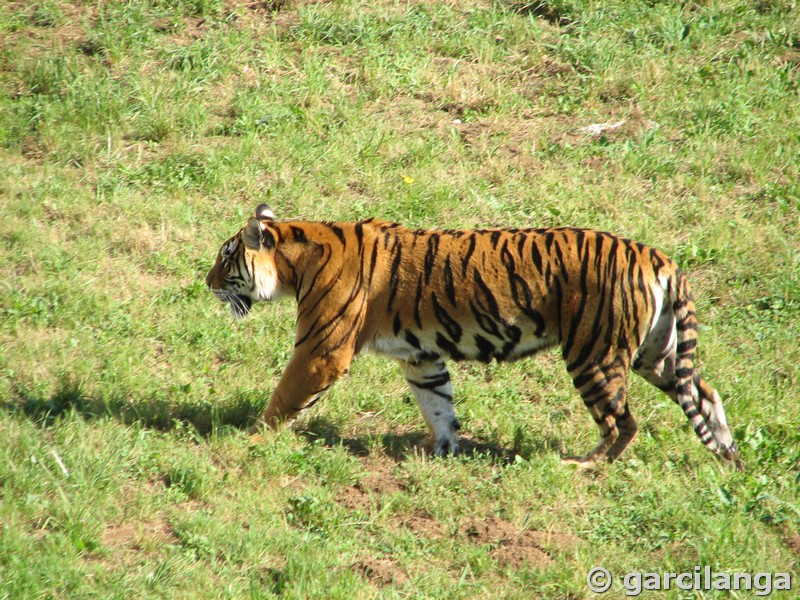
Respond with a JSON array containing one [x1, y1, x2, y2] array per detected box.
[[671, 270, 724, 457]]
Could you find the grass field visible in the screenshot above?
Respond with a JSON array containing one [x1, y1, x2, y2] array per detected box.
[[1, 0, 799, 597]]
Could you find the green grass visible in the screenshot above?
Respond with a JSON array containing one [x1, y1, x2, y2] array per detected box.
[[1, 0, 799, 597]]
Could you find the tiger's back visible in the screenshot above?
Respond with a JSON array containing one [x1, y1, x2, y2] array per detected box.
[[360, 223, 669, 367], [206, 205, 740, 469]]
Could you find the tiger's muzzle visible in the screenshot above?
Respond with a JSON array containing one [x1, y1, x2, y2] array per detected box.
[[210, 289, 252, 319]]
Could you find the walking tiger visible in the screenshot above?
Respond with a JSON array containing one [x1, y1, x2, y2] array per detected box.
[[206, 204, 741, 469]]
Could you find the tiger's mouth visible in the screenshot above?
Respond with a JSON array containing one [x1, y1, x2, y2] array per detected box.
[[211, 290, 252, 319], [230, 294, 252, 318]]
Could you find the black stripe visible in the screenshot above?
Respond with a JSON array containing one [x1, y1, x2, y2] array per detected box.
[[431, 293, 463, 342], [410, 386, 453, 401], [462, 234, 477, 276], [502, 243, 546, 335], [435, 332, 465, 360], [516, 232, 527, 257], [297, 273, 339, 318], [469, 300, 503, 339], [597, 388, 625, 417], [530, 240, 543, 274], [443, 255, 456, 305], [412, 351, 441, 363], [474, 334, 495, 363], [407, 374, 450, 390], [405, 330, 421, 348], [496, 326, 522, 361], [424, 233, 440, 284], [295, 261, 365, 348], [387, 245, 402, 312], [473, 269, 501, 320], [673, 298, 690, 310], [329, 225, 346, 245], [650, 247, 665, 271], [308, 298, 366, 356], [290, 226, 308, 243], [574, 228, 585, 260], [367, 241, 378, 283], [354, 222, 364, 254], [297, 246, 333, 307], [572, 370, 597, 390], [580, 383, 608, 403], [564, 244, 593, 371], [413, 277, 424, 328], [553, 238, 569, 284], [545, 231, 555, 254]]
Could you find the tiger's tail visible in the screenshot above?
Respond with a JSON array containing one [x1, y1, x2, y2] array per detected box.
[[672, 270, 741, 468]]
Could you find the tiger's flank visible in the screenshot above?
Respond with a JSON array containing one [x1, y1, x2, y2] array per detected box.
[[206, 204, 741, 470]]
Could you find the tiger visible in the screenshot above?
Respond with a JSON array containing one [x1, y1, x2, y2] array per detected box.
[[205, 204, 741, 469]]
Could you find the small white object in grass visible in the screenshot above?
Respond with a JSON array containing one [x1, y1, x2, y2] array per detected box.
[[453, 119, 462, 125], [582, 120, 626, 135], [51, 449, 70, 477]]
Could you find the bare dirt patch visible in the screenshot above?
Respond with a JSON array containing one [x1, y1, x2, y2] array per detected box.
[[337, 483, 373, 511], [649, 540, 701, 563], [391, 511, 445, 538], [226, 0, 292, 13], [785, 535, 800, 558], [462, 515, 580, 569], [353, 556, 408, 587], [101, 519, 176, 550], [337, 457, 406, 511], [96, 516, 178, 568], [3, 2, 93, 51]]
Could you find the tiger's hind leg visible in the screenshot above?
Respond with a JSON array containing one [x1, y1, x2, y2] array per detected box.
[[632, 319, 741, 469], [400, 358, 460, 456], [562, 356, 633, 468]]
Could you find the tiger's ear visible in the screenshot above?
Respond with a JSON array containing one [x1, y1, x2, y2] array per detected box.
[[242, 217, 276, 251], [255, 203, 275, 221]]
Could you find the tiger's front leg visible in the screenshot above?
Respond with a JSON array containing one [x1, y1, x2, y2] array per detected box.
[[253, 349, 354, 430], [401, 359, 460, 456]]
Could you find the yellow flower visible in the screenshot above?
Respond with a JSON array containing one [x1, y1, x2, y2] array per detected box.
[[401, 175, 414, 185]]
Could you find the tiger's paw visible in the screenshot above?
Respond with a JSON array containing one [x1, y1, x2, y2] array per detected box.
[[420, 435, 460, 457], [720, 442, 744, 471], [433, 438, 460, 456]]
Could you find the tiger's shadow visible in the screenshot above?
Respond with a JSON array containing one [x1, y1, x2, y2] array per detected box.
[[296, 415, 550, 465], [5, 377, 554, 465]]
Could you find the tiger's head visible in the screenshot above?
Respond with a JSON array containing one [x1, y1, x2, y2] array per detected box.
[[205, 204, 284, 319]]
